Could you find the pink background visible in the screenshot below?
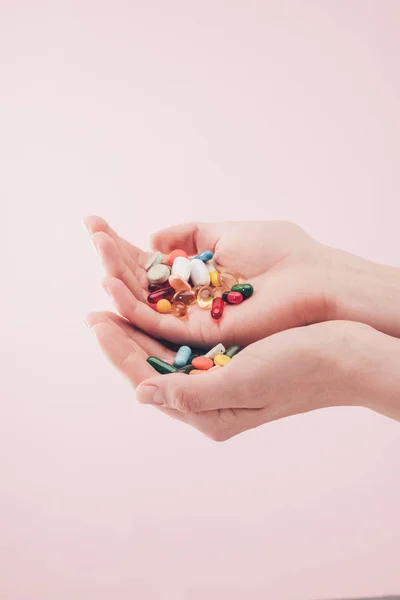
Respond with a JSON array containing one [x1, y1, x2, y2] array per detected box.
[[1, 1, 400, 598]]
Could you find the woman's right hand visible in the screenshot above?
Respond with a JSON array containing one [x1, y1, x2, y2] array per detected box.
[[84, 216, 400, 348]]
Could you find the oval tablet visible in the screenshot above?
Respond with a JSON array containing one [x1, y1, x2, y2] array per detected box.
[[147, 263, 171, 284], [191, 356, 214, 370], [167, 249, 188, 265], [171, 256, 191, 282], [214, 354, 231, 367], [190, 259, 210, 286]]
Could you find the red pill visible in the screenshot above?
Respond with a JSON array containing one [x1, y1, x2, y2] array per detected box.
[[167, 249, 188, 265], [211, 297, 224, 320], [147, 286, 175, 304], [226, 291, 243, 304], [148, 281, 170, 293]]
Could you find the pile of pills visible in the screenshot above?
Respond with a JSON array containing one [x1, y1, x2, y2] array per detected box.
[[147, 343, 241, 375], [145, 249, 253, 320]]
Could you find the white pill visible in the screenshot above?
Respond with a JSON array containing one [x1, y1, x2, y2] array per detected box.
[[204, 343, 226, 359], [171, 256, 191, 282], [190, 259, 210, 286], [145, 251, 164, 271], [147, 263, 171, 284], [206, 262, 217, 273]]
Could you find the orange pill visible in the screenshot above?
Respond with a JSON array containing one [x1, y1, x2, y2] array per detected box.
[[169, 274, 192, 292], [167, 249, 188, 265], [191, 356, 214, 370], [189, 369, 206, 375]]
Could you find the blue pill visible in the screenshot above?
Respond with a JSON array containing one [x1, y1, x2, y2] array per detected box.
[[194, 250, 213, 262], [174, 345, 192, 368]]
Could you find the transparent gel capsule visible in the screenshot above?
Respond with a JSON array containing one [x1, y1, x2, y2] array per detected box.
[[173, 289, 196, 306], [218, 272, 239, 289], [147, 286, 175, 304], [212, 286, 224, 298], [170, 301, 188, 318], [197, 286, 213, 309]]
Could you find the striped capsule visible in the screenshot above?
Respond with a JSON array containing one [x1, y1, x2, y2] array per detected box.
[[231, 283, 254, 298], [147, 356, 178, 374], [211, 297, 224, 320], [194, 250, 213, 262], [174, 345, 192, 368], [225, 345, 241, 358], [147, 286, 175, 304]]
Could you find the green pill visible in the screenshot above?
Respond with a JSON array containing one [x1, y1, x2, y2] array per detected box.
[[178, 365, 194, 374], [230, 283, 253, 298], [225, 345, 242, 358], [147, 356, 178, 375]]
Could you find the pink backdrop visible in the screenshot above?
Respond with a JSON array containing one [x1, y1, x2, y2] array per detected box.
[[1, 1, 400, 598]]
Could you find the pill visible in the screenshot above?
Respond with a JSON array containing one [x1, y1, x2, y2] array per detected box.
[[167, 249, 188, 265], [191, 356, 214, 370], [218, 272, 239, 289], [147, 356, 178, 374], [174, 289, 196, 305], [206, 262, 217, 273], [169, 274, 192, 292], [214, 354, 231, 367], [197, 286, 213, 309], [226, 291, 243, 304], [156, 299, 172, 313], [204, 343, 226, 359], [225, 345, 242, 358], [211, 297, 224, 320], [170, 301, 188, 318], [231, 283, 254, 298], [212, 286, 224, 298], [190, 258, 210, 286], [209, 271, 220, 287], [171, 256, 191, 282], [147, 263, 171, 284], [147, 287, 175, 304], [189, 369, 206, 375], [174, 345, 192, 368], [148, 281, 170, 292], [207, 365, 221, 372], [179, 364, 195, 374], [145, 251, 164, 271], [194, 250, 213, 262]]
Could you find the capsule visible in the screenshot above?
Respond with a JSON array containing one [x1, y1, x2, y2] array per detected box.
[[145, 251, 164, 271], [178, 364, 194, 374], [194, 250, 213, 262], [147, 263, 171, 284], [148, 280, 170, 293], [226, 291, 243, 304], [190, 259, 210, 286], [231, 283, 254, 298], [214, 354, 231, 367], [167, 249, 188, 265], [225, 345, 242, 358], [218, 272, 239, 289], [171, 256, 191, 282], [212, 287, 224, 298], [147, 356, 178, 374], [191, 356, 214, 370], [204, 343, 226, 359], [170, 301, 188, 318], [211, 297, 224, 320], [174, 345, 192, 368], [197, 286, 213, 309], [169, 274, 192, 292], [156, 299, 172, 313], [147, 286, 175, 304], [173, 289, 196, 305]]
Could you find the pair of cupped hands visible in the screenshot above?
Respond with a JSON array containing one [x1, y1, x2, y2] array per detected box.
[[85, 217, 400, 440]]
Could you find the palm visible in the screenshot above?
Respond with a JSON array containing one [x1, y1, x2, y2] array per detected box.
[[85, 216, 321, 346]]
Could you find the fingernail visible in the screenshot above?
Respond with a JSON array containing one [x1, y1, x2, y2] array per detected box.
[[138, 384, 164, 406]]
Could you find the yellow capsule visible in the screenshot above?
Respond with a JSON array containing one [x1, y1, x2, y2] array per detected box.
[[170, 301, 188, 318], [218, 272, 239, 289], [212, 286, 224, 298], [174, 289, 196, 305], [156, 299, 172, 314], [209, 270, 220, 287], [214, 354, 231, 367], [197, 286, 213, 309]]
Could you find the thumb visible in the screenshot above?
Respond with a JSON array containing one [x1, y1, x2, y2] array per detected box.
[[151, 222, 221, 255], [136, 360, 264, 413]]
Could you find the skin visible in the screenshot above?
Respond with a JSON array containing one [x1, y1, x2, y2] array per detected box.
[[84, 216, 400, 439], [84, 216, 400, 347], [86, 312, 400, 441]]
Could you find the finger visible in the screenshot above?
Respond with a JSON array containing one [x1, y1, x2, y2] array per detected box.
[[103, 276, 190, 344], [84, 215, 150, 269], [86, 311, 175, 361], [92, 232, 148, 299], [136, 353, 265, 412], [151, 222, 222, 255]]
